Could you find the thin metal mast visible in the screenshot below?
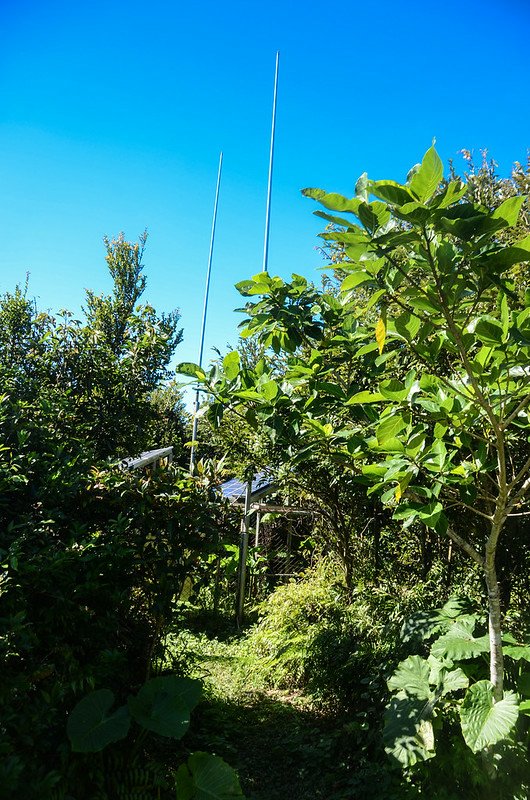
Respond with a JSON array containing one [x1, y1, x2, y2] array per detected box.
[[235, 477, 252, 627], [189, 151, 223, 472], [262, 50, 280, 273]]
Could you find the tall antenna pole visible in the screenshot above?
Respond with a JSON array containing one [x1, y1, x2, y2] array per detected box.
[[262, 50, 280, 273], [190, 151, 223, 472]]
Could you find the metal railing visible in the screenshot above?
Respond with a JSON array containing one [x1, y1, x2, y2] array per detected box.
[[122, 447, 173, 472]]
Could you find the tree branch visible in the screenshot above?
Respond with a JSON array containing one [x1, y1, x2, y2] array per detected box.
[[445, 524, 484, 568], [502, 392, 530, 429]]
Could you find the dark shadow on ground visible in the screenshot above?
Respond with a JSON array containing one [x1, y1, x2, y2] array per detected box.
[[183, 692, 357, 800]]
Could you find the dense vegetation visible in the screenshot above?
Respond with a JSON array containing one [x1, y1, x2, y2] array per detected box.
[[2, 149, 530, 799], [0, 238, 239, 797]]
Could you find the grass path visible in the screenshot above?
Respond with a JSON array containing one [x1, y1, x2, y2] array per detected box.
[[177, 630, 354, 800]]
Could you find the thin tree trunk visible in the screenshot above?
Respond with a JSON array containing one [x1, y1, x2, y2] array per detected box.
[[446, 540, 453, 587], [485, 523, 504, 701]]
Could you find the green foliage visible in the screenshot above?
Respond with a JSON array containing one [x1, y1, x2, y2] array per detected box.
[[0, 237, 237, 798], [384, 602, 530, 796], [183, 146, 530, 792], [147, 380, 190, 466], [67, 689, 131, 753], [1, 235, 184, 462], [67, 676, 202, 750], [191, 145, 530, 711], [85, 230, 182, 366], [241, 559, 349, 690], [0, 453, 233, 796], [240, 558, 454, 708], [175, 751, 246, 799], [65, 679, 245, 799], [459, 680, 519, 753], [127, 676, 202, 739]]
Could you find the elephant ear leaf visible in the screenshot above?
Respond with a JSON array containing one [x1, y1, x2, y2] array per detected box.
[[387, 655, 432, 700], [383, 695, 436, 767], [128, 675, 202, 739], [175, 751, 246, 799], [459, 681, 519, 753], [430, 617, 489, 660], [67, 689, 130, 752]]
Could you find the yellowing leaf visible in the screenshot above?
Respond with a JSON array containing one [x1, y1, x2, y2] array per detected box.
[[375, 316, 386, 354], [395, 484, 402, 502]]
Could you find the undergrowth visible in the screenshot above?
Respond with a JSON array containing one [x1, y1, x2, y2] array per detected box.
[[161, 557, 477, 799]]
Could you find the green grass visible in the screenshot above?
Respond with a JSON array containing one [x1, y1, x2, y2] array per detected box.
[[161, 617, 399, 800]]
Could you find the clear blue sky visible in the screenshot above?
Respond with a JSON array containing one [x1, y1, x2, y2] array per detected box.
[[1, 0, 529, 385]]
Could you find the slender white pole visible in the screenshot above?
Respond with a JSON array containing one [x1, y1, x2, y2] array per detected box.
[[190, 151, 223, 472], [236, 478, 253, 626], [262, 51, 280, 273]]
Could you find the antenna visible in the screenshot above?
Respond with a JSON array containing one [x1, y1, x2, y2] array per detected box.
[[262, 51, 280, 273], [189, 151, 223, 472]]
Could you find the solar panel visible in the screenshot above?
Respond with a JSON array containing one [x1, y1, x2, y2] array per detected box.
[[220, 471, 273, 502]]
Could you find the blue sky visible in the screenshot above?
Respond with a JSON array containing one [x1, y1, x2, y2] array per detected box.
[[1, 0, 529, 387]]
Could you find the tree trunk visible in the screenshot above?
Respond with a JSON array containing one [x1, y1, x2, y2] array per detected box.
[[484, 546, 504, 702]]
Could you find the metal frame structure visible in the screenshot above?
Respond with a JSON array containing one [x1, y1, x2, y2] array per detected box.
[[220, 472, 312, 625], [123, 447, 173, 471]]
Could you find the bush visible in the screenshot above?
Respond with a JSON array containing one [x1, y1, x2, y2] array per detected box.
[[0, 451, 236, 797], [242, 558, 458, 704], [0, 252, 237, 797]]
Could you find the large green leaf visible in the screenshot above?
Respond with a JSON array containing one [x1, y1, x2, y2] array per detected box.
[[378, 378, 410, 401], [474, 315, 505, 345], [439, 598, 470, 619], [259, 380, 279, 401], [128, 676, 202, 739], [376, 412, 408, 444], [401, 609, 448, 643], [414, 501, 443, 530], [392, 201, 431, 225], [223, 351, 240, 381], [177, 363, 207, 381], [492, 195, 526, 227], [341, 271, 373, 291], [503, 643, 530, 662], [357, 201, 390, 231], [370, 180, 414, 206], [519, 700, 530, 716], [437, 214, 504, 240], [393, 311, 421, 342], [431, 619, 490, 661], [459, 681, 519, 753], [313, 209, 360, 228], [409, 146, 443, 202], [430, 180, 467, 209], [387, 655, 432, 699], [175, 752, 246, 799], [479, 236, 530, 270], [383, 695, 436, 767], [438, 667, 469, 696], [400, 601, 470, 644], [67, 689, 130, 753], [346, 390, 385, 404], [302, 188, 361, 215]]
